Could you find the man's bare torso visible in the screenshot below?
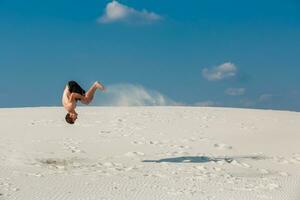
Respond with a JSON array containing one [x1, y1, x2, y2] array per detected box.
[[62, 85, 76, 112]]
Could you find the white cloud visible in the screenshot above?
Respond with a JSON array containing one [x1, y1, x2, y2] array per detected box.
[[202, 62, 237, 81], [225, 88, 246, 96], [94, 83, 178, 106], [98, 1, 162, 24]]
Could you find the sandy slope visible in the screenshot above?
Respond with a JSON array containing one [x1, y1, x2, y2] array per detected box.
[[0, 107, 299, 200]]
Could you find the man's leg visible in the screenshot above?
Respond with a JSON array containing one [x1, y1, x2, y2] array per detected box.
[[82, 82, 104, 104]]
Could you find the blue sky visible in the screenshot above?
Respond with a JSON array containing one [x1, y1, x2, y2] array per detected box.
[[0, 0, 300, 110]]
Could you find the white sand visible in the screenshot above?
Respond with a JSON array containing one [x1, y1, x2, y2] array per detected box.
[[0, 107, 300, 200]]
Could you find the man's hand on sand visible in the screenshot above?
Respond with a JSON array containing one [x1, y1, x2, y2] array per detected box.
[[95, 81, 106, 91]]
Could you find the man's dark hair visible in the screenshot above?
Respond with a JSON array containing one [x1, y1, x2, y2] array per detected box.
[[65, 113, 74, 124]]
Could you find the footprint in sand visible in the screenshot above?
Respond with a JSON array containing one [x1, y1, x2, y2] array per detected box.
[[149, 140, 162, 145], [258, 168, 270, 175], [62, 138, 85, 153], [169, 144, 191, 149], [278, 171, 289, 177], [290, 153, 300, 164], [0, 178, 20, 197], [182, 137, 197, 143], [230, 160, 251, 168], [199, 124, 209, 128], [99, 130, 111, 134], [131, 140, 145, 145], [194, 165, 207, 171], [29, 119, 62, 127], [125, 152, 145, 157], [212, 167, 223, 172], [272, 156, 290, 164], [131, 140, 164, 146], [240, 122, 258, 131], [95, 162, 143, 175], [26, 172, 44, 177], [36, 157, 87, 172], [213, 143, 233, 150]]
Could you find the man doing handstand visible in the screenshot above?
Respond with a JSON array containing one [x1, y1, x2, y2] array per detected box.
[[62, 80, 105, 124]]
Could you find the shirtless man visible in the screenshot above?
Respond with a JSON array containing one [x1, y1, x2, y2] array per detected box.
[[62, 80, 105, 124]]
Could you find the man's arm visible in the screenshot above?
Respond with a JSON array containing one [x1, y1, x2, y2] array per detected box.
[[70, 93, 85, 102]]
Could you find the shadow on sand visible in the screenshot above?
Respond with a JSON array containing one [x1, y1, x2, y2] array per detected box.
[[143, 155, 267, 164]]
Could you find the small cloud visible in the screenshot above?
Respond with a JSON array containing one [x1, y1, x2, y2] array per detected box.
[[98, 1, 162, 24], [258, 94, 273, 102], [202, 62, 237, 81], [94, 83, 178, 106], [194, 100, 217, 107], [225, 88, 246, 96]]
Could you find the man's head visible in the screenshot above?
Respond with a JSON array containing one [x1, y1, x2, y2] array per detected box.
[[65, 112, 78, 124]]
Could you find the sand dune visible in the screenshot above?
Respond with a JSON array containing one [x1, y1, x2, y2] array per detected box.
[[0, 107, 299, 200]]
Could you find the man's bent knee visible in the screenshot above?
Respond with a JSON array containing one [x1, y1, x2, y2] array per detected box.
[[81, 98, 91, 105]]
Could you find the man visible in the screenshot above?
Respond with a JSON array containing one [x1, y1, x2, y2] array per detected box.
[[62, 80, 105, 124]]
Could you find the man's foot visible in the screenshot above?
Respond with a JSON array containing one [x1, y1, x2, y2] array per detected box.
[[95, 81, 105, 91]]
